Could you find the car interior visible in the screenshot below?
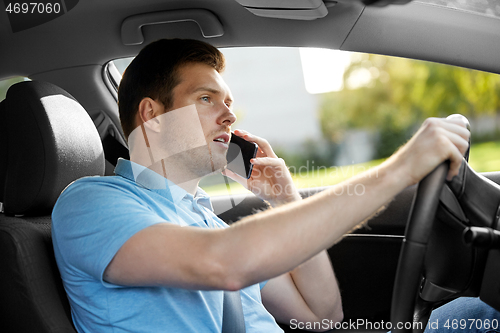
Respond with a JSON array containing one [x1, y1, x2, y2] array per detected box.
[[1, 0, 500, 332]]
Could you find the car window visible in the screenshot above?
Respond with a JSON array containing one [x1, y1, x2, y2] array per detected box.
[[109, 48, 500, 196], [0, 77, 29, 101]]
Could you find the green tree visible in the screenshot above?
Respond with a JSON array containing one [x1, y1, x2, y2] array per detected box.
[[319, 54, 500, 158]]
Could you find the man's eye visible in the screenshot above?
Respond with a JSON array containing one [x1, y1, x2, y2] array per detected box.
[[201, 96, 210, 102]]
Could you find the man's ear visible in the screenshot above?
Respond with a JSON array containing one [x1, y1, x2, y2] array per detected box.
[[138, 98, 162, 132]]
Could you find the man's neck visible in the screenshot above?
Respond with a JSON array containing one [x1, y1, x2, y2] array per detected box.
[[127, 123, 206, 196], [134, 157, 201, 196]]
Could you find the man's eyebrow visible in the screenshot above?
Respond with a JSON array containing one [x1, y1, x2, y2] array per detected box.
[[192, 86, 233, 103], [192, 86, 220, 94]]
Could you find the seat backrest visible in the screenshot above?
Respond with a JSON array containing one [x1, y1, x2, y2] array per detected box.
[[0, 81, 105, 332]]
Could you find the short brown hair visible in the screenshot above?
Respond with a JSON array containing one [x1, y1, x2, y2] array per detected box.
[[118, 39, 225, 141]]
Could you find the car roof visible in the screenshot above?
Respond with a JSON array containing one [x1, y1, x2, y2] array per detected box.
[[0, 0, 499, 80]]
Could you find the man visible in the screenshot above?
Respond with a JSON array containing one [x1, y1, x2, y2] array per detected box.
[[52, 38, 476, 332]]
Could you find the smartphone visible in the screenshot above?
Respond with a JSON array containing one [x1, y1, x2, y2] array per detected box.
[[226, 133, 258, 179]]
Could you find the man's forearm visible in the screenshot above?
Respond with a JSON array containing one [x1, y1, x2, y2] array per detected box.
[[289, 250, 343, 322], [215, 158, 409, 290], [266, 191, 343, 322]]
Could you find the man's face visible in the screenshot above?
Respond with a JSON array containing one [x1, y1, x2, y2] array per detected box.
[[160, 62, 237, 177]]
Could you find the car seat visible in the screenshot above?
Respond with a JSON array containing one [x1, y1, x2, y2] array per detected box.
[[0, 81, 105, 332]]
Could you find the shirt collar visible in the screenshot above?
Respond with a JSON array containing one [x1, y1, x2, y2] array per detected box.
[[114, 158, 211, 206], [193, 187, 214, 211]]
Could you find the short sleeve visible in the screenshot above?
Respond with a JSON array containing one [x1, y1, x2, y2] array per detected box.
[[52, 178, 167, 287]]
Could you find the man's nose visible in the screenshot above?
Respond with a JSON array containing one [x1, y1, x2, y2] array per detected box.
[[219, 105, 237, 126]]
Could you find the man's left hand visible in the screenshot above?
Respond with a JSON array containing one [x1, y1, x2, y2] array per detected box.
[[223, 129, 301, 207]]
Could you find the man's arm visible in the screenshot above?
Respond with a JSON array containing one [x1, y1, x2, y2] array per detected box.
[[104, 117, 469, 294], [104, 158, 394, 291], [261, 251, 343, 328]]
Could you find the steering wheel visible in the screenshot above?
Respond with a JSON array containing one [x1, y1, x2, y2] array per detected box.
[[390, 161, 450, 333], [391, 115, 472, 333]]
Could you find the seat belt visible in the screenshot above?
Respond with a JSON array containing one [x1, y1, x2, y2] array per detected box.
[[222, 290, 246, 333], [102, 133, 130, 166]]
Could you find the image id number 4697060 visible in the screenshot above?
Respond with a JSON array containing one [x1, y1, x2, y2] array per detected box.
[[3, 1, 71, 33], [5, 2, 61, 14], [443, 318, 498, 330]]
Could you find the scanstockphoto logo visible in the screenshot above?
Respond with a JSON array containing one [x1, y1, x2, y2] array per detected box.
[[3, 0, 79, 33]]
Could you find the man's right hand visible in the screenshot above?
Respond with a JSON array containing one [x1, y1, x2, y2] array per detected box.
[[386, 116, 470, 187]]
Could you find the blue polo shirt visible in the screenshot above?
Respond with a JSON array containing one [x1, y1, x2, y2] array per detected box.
[[52, 158, 282, 333]]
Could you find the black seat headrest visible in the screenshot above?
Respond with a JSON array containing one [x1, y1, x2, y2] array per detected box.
[[0, 81, 105, 216]]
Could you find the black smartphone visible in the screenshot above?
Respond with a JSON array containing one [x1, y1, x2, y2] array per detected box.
[[226, 133, 258, 179]]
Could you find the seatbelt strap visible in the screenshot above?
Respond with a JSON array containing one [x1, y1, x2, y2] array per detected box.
[[222, 290, 246, 333], [102, 134, 130, 166]]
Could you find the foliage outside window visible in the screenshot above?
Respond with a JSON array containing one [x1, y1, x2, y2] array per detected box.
[[0, 77, 26, 101], [319, 54, 500, 159]]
